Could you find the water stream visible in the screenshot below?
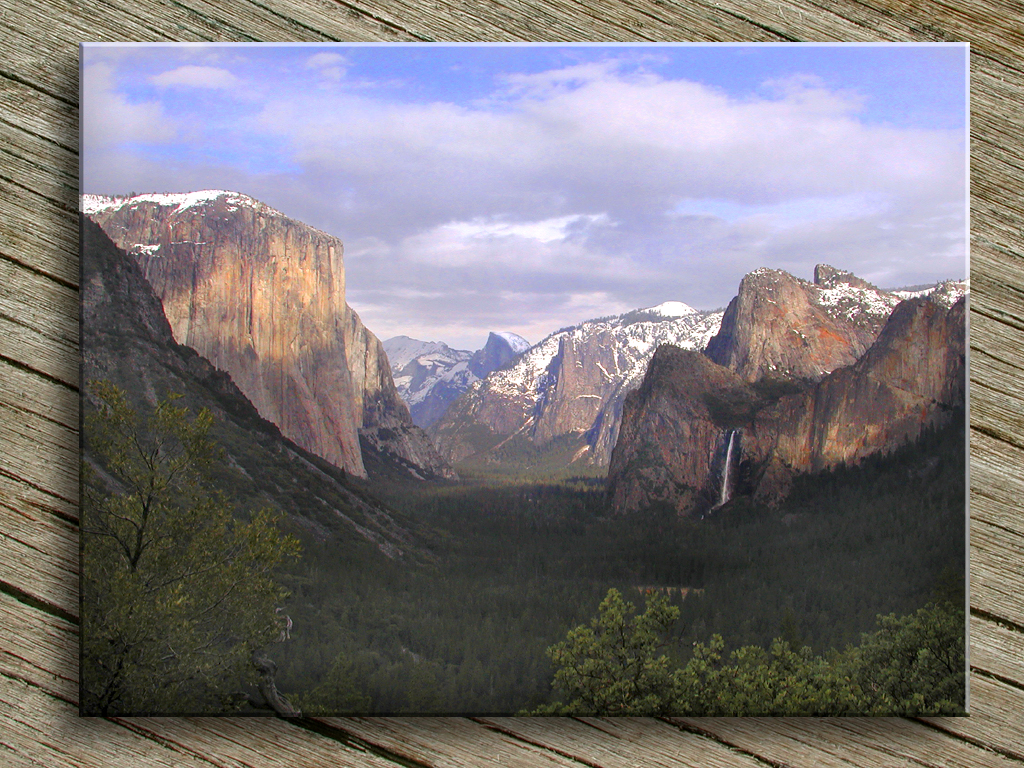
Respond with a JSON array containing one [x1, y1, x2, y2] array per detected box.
[[718, 429, 739, 507]]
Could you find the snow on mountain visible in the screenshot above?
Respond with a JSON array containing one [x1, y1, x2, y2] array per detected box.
[[484, 306, 723, 404], [811, 280, 903, 324], [81, 190, 286, 217], [431, 304, 725, 468], [645, 301, 698, 318], [892, 279, 968, 308], [494, 332, 532, 354], [382, 336, 458, 373], [383, 332, 532, 429]]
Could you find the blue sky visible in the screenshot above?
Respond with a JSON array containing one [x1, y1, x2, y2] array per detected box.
[[82, 44, 967, 350]]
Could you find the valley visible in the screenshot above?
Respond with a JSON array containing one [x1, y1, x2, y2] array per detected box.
[[272, 409, 965, 713]]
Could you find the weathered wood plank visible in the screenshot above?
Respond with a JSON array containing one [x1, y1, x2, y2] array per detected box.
[[0, 65, 79, 156], [0, 360, 79, 500], [0, 193, 80, 289], [970, 430, 1024, 538], [1, 0, 1023, 765], [808, 717, 1021, 768], [0, 312, 79, 390], [0, 591, 78, 703], [972, 612, 1024, 685], [0, 120, 78, 207], [479, 716, 780, 768], [669, 715, 1023, 768], [923, 674, 1024, 762], [971, 519, 1024, 626], [317, 716, 593, 768], [0, 675, 214, 768], [112, 718, 412, 768], [0, 496, 79, 614], [0, 262, 79, 388]]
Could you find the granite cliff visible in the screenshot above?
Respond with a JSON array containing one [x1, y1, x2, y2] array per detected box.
[[608, 287, 966, 517], [704, 264, 903, 383], [83, 191, 451, 480], [744, 296, 966, 501], [80, 215, 429, 559]]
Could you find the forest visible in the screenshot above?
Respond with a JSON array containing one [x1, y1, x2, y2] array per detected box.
[[274, 408, 966, 714], [81, 382, 965, 715]]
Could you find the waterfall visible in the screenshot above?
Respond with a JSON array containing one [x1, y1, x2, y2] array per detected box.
[[718, 429, 739, 507]]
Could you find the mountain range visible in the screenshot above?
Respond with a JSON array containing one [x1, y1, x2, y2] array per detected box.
[[429, 302, 725, 472], [383, 331, 530, 429], [83, 189, 966, 518], [428, 263, 964, 487]]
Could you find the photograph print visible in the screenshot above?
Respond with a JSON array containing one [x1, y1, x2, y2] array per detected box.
[[79, 43, 968, 716]]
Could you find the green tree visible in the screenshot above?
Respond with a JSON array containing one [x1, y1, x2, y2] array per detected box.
[[81, 381, 300, 715], [537, 588, 680, 715], [294, 652, 371, 714], [671, 636, 864, 715], [540, 589, 964, 716], [848, 599, 965, 714]]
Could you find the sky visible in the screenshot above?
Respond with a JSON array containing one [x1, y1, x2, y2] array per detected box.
[[81, 44, 968, 351]]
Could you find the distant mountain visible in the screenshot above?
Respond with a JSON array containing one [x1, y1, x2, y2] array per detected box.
[[83, 191, 452, 481], [469, 331, 532, 378], [80, 215, 428, 559], [429, 302, 724, 472], [608, 264, 967, 517], [384, 337, 475, 429], [383, 331, 531, 429]]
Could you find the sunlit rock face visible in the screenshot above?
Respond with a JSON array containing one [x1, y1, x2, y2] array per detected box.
[[704, 265, 903, 384], [84, 191, 451, 479], [745, 296, 966, 501], [607, 267, 966, 517]]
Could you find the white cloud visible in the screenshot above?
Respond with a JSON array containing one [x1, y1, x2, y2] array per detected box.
[[252, 63, 962, 344], [255, 63, 962, 233], [83, 53, 965, 348], [443, 213, 609, 244], [306, 52, 347, 69], [151, 65, 239, 89], [82, 63, 176, 148], [305, 52, 348, 82]]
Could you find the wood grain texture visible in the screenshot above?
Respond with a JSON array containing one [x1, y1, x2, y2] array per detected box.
[[1, 0, 1021, 765]]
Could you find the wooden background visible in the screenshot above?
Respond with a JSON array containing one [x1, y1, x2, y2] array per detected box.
[[2, 1, 1022, 765]]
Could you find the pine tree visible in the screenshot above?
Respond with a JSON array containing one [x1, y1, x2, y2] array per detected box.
[[81, 381, 300, 714]]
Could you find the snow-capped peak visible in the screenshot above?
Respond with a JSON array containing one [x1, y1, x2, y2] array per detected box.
[[383, 336, 463, 372], [495, 332, 531, 354], [644, 301, 697, 318], [80, 190, 283, 217]]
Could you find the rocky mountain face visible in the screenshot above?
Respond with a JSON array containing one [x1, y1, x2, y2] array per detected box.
[[383, 331, 530, 429], [703, 264, 904, 384], [608, 273, 966, 517], [469, 332, 531, 377], [430, 302, 724, 471], [606, 347, 764, 516], [83, 191, 452, 480], [80, 215, 428, 559], [745, 296, 966, 500]]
